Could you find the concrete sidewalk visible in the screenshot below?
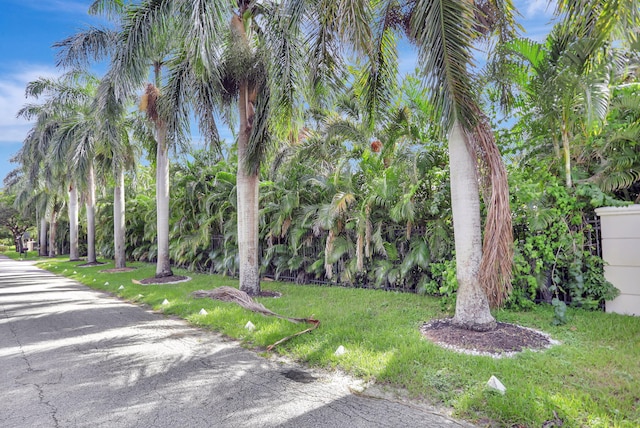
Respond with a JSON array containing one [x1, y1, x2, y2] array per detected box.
[[0, 255, 474, 427]]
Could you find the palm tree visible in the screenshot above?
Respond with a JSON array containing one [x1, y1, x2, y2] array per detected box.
[[94, 77, 138, 269], [499, 31, 614, 188], [139, 63, 176, 278], [168, 150, 237, 273], [328, 0, 516, 330], [499, 1, 639, 189], [105, 0, 310, 295], [23, 73, 108, 263], [47, 73, 104, 263], [59, 2, 198, 278], [10, 123, 51, 257], [17, 74, 91, 260], [311, 90, 425, 277], [106, 10, 178, 278], [416, 2, 517, 330], [55, 6, 141, 269]]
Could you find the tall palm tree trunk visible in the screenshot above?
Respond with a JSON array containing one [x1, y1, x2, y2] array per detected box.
[[69, 182, 80, 261], [86, 162, 97, 264], [148, 61, 173, 278], [237, 80, 260, 296], [113, 167, 126, 268], [449, 121, 496, 332], [155, 121, 173, 277], [39, 216, 47, 256], [48, 210, 58, 257]]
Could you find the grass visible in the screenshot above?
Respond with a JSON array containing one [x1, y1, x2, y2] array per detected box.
[[3, 248, 41, 261], [5, 250, 639, 427]]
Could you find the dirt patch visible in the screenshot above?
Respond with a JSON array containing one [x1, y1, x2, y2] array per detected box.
[[421, 319, 557, 358], [134, 275, 191, 285], [99, 267, 137, 273]]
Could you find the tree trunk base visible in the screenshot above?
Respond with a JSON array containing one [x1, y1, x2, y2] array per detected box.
[[451, 317, 497, 332], [239, 285, 261, 297], [155, 270, 174, 279]]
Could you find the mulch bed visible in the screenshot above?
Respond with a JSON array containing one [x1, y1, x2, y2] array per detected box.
[[99, 267, 137, 273], [421, 319, 557, 357], [134, 275, 190, 285]]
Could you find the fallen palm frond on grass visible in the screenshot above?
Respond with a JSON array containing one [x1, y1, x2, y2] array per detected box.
[[192, 286, 320, 351]]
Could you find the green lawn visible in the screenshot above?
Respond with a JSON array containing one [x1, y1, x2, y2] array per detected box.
[[7, 252, 639, 427]]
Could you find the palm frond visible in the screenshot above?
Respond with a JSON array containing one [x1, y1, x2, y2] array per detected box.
[[410, 0, 477, 130], [54, 27, 119, 69], [303, 0, 345, 105], [473, 0, 520, 40], [108, 0, 171, 101], [191, 71, 223, 149], [15, 104, 44, 121], [89, 0, 129, 19], [579, 65, 610, 128], [155, 62, 187, 146], [355, 0, 399, 129], [556, 0, 640, 45], [24, 77, 58, 99], [263, 0, 304, 129], [177, 0, 229, 82], [597, 169, 640, 193], [326, 119, 368, 146], [337, 0, 373, 54], [240, 80, 270, 174]]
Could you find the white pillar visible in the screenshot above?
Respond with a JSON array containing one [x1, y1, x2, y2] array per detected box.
[[595, 205, 640, 316]]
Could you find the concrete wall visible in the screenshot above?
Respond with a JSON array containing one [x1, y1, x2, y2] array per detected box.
[[595, 205, 640, 316]]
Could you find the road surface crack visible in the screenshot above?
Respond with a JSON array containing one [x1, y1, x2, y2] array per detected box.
[[2, 303, 33, 372], [36, 383, 60, 428], [2, 303, 60, 427]]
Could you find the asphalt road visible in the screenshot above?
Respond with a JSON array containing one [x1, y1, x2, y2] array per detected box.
[[0, 256, 474, 428]]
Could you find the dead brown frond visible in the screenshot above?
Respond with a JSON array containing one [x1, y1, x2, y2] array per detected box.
[[143, 83, 161, 123], [193, 286, 281, 318], [465, 111, 514, 308], [473, 0, 500, 36]]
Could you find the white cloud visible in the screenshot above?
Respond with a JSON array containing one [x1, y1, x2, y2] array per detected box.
[[520, 0, 556, 19], [0, 64, 60, 144], [525, 0, 550, 18]]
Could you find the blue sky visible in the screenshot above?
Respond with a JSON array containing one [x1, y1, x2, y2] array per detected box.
[[0, 0, 557, 186]]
